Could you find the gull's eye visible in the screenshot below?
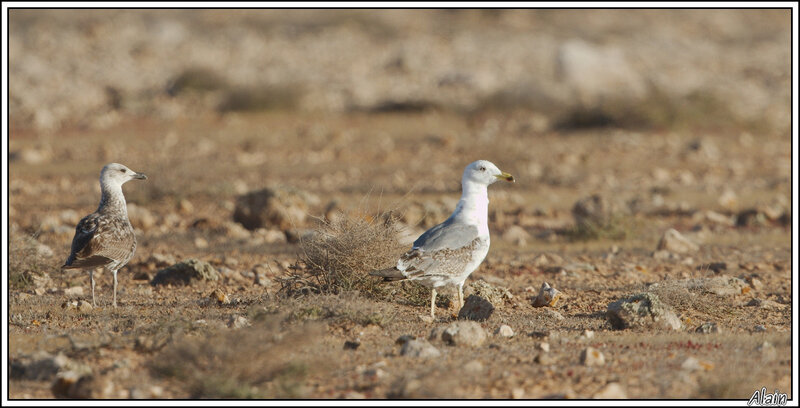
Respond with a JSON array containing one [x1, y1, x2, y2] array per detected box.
[[119, 169, 126, 173], [479, 166, 486, 171]]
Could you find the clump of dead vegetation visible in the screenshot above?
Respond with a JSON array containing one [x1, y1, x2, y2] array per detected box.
[[277, 209, 441, 306], [149, 317, 323, 398], [278, 210, 404, 298]]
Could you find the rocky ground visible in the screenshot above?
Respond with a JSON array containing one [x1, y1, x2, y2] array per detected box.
[[6, 8, 793, 401]]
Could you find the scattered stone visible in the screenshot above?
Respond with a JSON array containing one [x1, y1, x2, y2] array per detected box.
[[284, 228, 314, 244], [537, 342, 550, 353], [652, 250, 681, 261], [502, 225, 531, 246], [463, 360, 484, 373], [233, 187, 319, 231], [607, 292, 682, 331], [458, 295, 495, 321], [343, 339, 361, 350], [695, 322, 721, 334], [360, 366, 387, 382], [178, 198, 194, 214], [681, 356, 714, 371], [541, 308, 565, 321], [495, 324, 514, 338], [61, 300, 93, 313], [656, 228, 699, 254], [532, 282, 563, 308], [439, 321, 488, 347], [151, 258, 219, 286], [51, 371, 85, 398], [747, 277, 764, 291], [736, 208, 767, 227], [572, 194, 629, 231], [717, 189, 738, 210], [532, 253, 564, 267], [694, 210, 735, 227], [400, 339, 441, 358], [204, 288, 228, 306], [63, 286, 84, 298], [581, 347, 605, 366], [11, 351, 72, 381], [396, 334, 416, 345], [753, 325, 767, 332], [581, 330, 595, 339], [511, 387, 526, 399], [194, 237, 209, 249], [418, 314, 435, 324], [54, 373, 114, 399], [227, 315, 250, 329], [593, 382, 628, 399], [468, 279, 513, 305]]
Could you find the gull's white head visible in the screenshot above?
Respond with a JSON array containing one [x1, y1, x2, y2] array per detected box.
[[462, 160, 515, 187], [100, 163, 147, 187]]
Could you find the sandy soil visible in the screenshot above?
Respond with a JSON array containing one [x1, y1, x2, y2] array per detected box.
[[6, 8, 794, 401]]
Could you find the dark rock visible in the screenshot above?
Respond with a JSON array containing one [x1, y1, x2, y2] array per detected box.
[[607, 292, 682, 331], [151, 258, 219, 286], [233, 187, 317, 231], [457, 295, 494, 321]]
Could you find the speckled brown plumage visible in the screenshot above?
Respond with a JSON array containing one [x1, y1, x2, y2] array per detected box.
[[61, 163, 147, 308]]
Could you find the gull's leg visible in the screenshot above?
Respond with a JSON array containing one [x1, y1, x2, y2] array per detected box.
[[458, 282, 465, 309], [90, 269, 96, 307], [430, 288, 437, 319], [112, 269, 118, 308]]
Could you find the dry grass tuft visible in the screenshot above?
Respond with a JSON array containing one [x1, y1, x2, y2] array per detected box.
[[149, 316, 323, 398], [279, 210, 406, 299], [9, 234, 53, 291]]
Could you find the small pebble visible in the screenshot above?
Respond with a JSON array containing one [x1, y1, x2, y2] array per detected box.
[[581, 347, 605, 366], [495, 325, 514, 338]]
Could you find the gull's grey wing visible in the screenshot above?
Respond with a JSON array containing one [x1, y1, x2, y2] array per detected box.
[[413, 217, 480, 251], [63, 213, 136, 270], [396, 218, 484, 279]]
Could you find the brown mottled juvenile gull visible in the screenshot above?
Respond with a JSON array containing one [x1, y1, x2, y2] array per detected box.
[[62, 163, 147, 308], [371, 160, 514, 318]]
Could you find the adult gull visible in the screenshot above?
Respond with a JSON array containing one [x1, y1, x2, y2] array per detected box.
[[371, 160, 514, 318]]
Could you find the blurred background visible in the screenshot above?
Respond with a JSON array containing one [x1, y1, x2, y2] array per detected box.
[[9, 9, 791, 133]]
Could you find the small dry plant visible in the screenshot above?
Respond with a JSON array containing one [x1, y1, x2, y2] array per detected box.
[[279, 210, 407, 299], [9, 234, 52, 291]]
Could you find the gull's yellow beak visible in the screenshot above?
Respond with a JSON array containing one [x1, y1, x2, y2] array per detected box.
[[495, 171, 515, 183]]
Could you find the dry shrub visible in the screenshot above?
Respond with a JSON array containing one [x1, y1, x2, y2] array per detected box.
[[279, 210, 406, 299], [149, 317, 323, 398]]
